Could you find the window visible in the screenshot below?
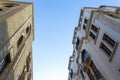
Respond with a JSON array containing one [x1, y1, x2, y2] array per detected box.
[[76, 37, 80, 50], [83, 24, 87, 30], [78, 9, 83, 27], [0, 8, 3, 11], [83, 18, 88, 31], [100, 42, 111, 57], [0, 53, 11, 74], [102, 33, 116, 47], [26, 24, 31, 35], [26, 27, 30, 34], [87, 69, 94, 80], [91, 24, 98, 33], [26, 54, 31, 72], [89, 61, 103, 80], [100, 33, 118, 59], [84, 18, 88, 24], [4, 5, 14, 7], [3, 3, 19, 8], [26, 24, 31, 39], [81, 49, 90, 63], [17, 35, 24, 48], [90, 61, 97, 73], [89, 32, 96, 40], [89, 24, 100, 43]]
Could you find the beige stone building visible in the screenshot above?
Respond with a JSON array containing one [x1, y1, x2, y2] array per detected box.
[[0, 0, 10, 1], [68, 6, 120, 80], [0, 1, 34, 80]]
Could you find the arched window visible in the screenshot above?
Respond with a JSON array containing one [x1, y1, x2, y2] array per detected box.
[[26, 27, 30, 34], [17, 35, 24, 48], [26, 24, 31, 37], [2, 3, 19, 8]]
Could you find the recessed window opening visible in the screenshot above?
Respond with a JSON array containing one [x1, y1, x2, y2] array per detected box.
[[91, 24, 98, 32], [90, 61, 97, 73], [100, 42, 111, 57], [89, 32, 96, 39], [84, 18, 88, 24], [0, 8, 3, 11], [87, 69, 93, 80], [17, 35, 24, 48], [26, 27, 30, 34], [76, 38, 80, 50], [26, 54, 31, 72], [81, 49, 90, 63], [83, 24, 87, 30], [0, 53, 11, 74], [4, 5, 14, 7], [3, 3, 19, 8], [90, 61, 103, 79], [119, 69, 120, 72], [102, 34, 116, 47]]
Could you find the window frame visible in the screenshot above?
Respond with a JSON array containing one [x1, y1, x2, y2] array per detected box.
[[100, 33, 118, 62]]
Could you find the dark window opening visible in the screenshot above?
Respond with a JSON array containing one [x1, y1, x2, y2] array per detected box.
[[100, 42, 112, 57], [76, 38, 80, 50], [17, 35, 24, 48], [89, 32, 96, 39], [26, 27, 30, 34], [91, 24, 98, 32], [26, 24, 31, 38], [3, 3, 17, 8], [0, 54, 11, 74], [83, 24, 87, 30], [84, 18, 88, 24], [0, 8, 3, 11], [90, 61, 97, 73], [90, 61, 103, 79], [88, 69, 94, 80], [4, 5, 14, 7], [26, 24, 31, 34], [26, 54, 31, 72], [102, 34, 116, 47]]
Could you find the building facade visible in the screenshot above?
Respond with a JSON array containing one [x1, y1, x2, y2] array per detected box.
[[68, 5, 120, 80], [0, 1, 34, 80]]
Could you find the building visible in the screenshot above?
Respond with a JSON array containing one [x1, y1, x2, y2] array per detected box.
[[0, 1, 34, 80], [68, 5, 120, 80], [0, 0, 10, 1]]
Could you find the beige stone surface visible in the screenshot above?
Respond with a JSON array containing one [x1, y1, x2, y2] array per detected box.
[[0, 1, 34, 80]]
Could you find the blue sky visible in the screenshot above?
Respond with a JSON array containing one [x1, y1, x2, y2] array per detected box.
[[18, 0, 120, 80]]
